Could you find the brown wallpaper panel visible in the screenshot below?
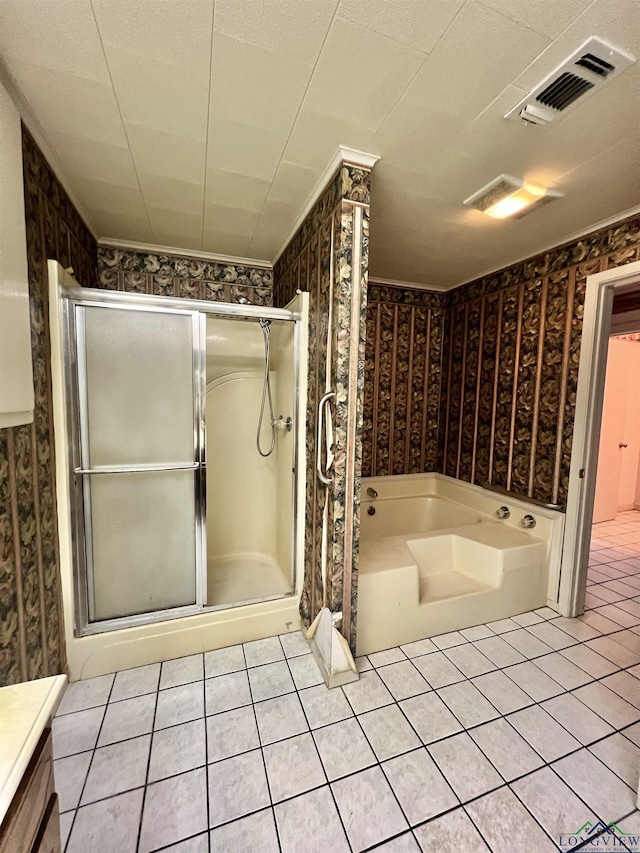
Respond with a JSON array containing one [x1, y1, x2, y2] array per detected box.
[[440, 216, 640, 508], [362, 285, 445, 478], [0, 126, 97, 686]]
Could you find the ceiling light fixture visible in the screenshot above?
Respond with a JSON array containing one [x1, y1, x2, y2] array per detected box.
[[463, 174, 563, 219]]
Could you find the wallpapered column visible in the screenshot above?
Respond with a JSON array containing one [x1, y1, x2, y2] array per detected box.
[[274, 164, 371, 652], [0, 126, 97, 686], [97, 247, 273, 304]]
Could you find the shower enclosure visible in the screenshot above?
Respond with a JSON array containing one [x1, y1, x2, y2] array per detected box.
[[61, 286, 301, 635]]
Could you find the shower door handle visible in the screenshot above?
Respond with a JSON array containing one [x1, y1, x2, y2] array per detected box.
[[74, 463, 199, 474], [317, 391, 335, 486]]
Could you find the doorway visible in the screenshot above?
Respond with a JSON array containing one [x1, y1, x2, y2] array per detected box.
[[560, 260, 640, 617]]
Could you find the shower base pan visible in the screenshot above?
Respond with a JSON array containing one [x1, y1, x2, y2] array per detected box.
[[356, 523, 547, 656], [207, 554, 291, 607]]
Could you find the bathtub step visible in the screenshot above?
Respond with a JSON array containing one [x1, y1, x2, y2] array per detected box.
[[419, 570, 494, 604]]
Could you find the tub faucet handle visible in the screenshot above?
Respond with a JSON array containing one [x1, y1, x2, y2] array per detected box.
[[521, 514, 537, 529], [496, 506, 510, 519], [366, 487, 378, 498]]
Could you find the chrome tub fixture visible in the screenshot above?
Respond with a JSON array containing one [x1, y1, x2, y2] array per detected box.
[[521, 514, 537, 529], [496, 506, 510, 519]]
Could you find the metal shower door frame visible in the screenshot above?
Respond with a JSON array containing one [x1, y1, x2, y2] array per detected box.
[[64, 296, 207, 635], [62, 286, 301, 636]]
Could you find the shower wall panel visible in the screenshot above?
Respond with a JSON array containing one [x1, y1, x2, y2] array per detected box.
[[98, 246, 273, 305], [273, 164, 372, 652], [0, 126, 97, 685]]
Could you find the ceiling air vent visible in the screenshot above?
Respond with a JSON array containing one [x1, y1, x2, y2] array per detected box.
[[505, 37, 635, 127]]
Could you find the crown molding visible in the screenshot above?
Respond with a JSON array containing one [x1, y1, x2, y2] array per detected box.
[[368, 276, 449, 293], [98, 238, 273, 270], [273, 146, 380, 268]]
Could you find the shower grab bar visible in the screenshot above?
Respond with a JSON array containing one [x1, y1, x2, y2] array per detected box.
[[74, 462, 199, 474], [316, 391, 335, 486]]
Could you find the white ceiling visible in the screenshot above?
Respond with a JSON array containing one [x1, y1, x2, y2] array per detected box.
[[0, 0, 638, 289]]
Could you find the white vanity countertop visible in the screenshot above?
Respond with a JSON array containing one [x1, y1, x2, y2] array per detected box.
[[0, 674, 67, 825]]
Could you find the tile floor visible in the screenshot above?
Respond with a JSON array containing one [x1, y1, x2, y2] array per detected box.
[[54, 512, 640, 853]]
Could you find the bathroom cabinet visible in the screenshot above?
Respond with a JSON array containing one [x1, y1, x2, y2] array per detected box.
[[0, 676, 67, 853]]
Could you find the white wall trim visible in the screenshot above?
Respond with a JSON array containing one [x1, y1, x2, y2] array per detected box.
[[559, 260, 640, 617], [98, 238, 273, 271], [273, 146, 380, 268], [451, 205, 640, 293], [368, 276, 449, 293]]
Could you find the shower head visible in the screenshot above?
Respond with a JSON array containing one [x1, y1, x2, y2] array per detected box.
[[259, 317, 271, 330]]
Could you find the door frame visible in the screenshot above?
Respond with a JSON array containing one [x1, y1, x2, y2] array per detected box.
[[559, 260, 640, 617]]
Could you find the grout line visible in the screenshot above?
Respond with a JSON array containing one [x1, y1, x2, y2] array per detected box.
[[134, 662, 162, 853]]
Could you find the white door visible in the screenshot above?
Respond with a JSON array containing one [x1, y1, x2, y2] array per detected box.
[[593, 338, 632, 522]]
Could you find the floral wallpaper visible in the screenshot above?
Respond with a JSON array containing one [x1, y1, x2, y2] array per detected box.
[[362, 285, 446, 477], [440, 214, 640, 508], [274, 164, 372, 652], [98, 246, 273, 305], [0, 126, 97, 686]]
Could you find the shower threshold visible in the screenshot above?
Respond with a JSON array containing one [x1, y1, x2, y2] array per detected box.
[[207, 554, 291, 607]]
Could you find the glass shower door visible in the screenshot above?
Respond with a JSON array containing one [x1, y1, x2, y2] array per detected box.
[[74, 303, 204, 627]]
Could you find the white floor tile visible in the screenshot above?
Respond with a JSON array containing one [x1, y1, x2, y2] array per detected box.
[[298, 683, 353, 729], [210, 809, 279, 853], [149, 718, 206, 782], [52, 706, 105, 758], [400, 638, 437, 657], [399, 692, 462, 744], [332, 765, 408, 852], [207, 750, 270, 828], [375, 832, 421, 852], [411, 651, 465, 689], [413, 807, 489, 853], [552, 749, 636, 822], [474, 636, 525, 667], [586, 636, 640, 667], [66, 789, 143, 853], [560, 643, 619, 678], [471, 670, 533, 715], [500, 629, 552, 660], [154, 682, 203, 730], [275, 786, 350, 853], [541, 693, 614, 745], [548, 616, 601, 642], [342, 670, 394, 714], [443, 643, 496, 678], [54, 751, 92, 812], [526, 622, 577, 650], [428, 732, 502, 802], [139, 768, 208, 853], [205, 705, 259, 763], [437, 680, 500, 728], [81, 735, 150, 805], [312, 717, 376, 780], [469, 718, 543, 781], [204, 644, 245, 678], [466, 786, 557, 852], [512, 766, 597, 847], [248, 660, 295, 701], [205, 670, 251, 715], [368, 647, 406, 667], [159, 654, 203, 690], [110, 664, 160, 702], [57, 674, 114, 716], [98, 694, 156, 747], [602, 670, 640, 709], [243, 636, 284, 667], [279, 631, 311, 659], [382, 748, 457, 826], [508, 705, 580, 762], [376, 660, 431, 700], [501, 661, 563, 702], [263, 732, 326, 802], [254, 693, 308, 745], [532, 652, 593, 689], [358, 704, 421, 761], [572, 681, 640, 729], [431, 631, 467, 649], [287, 653, 324, 689], [589, 732, 640, 788]]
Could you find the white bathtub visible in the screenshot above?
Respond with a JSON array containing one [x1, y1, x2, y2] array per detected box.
[[356, 473, 565, 656]]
